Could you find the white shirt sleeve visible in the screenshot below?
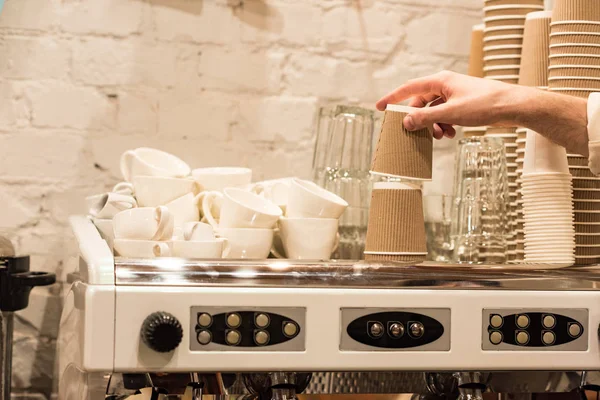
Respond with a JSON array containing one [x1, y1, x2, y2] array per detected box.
[[588, 92, 600, 175]]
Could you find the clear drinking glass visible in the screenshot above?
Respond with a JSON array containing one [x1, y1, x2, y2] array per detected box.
[[423, 195, 453, 262], [451, 137, 511, 264], [312, 105, 375, 260]]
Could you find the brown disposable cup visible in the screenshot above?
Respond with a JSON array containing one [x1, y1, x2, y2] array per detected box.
[[519, 12, 551, 87], [570, 167, 596, 177], [484, 36, 524, 46], [364, 186, 427, 253], [372, 106, 433, 180], [484, 57, 522, 67], [469, 24, 485, 78], [576, 235, 600, 245], [549, 66, 600, 78], [574, 201, 600, 211], [485, 26, 526, 36], [549, 78, 600, 88], [551, 0, 600, 22], [549, 55, 600, 66], [485, 6, 544, 18], [550, 44, 600, 56], [485, 68, 521, 78], [576, 223, 600, 233], [508, 165, 518, 174], [569, 155, 589, 166], [551, 89, 594, 98], [575, 246, 600, 256], [573, 178, 600, 190], [575, 256, 600, 265], [575, 211, 600, 223], [364, 253, 427, 263], [487, 126, 517, 134], [485, 16, 527, 29], [550, 33, 600, 45], [551, 22, 600, 34], [484, 0, 543, 6], [573, 189, 600, 200]]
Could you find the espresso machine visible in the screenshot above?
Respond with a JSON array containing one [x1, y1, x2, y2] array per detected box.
[[59, 215, 600, 400]]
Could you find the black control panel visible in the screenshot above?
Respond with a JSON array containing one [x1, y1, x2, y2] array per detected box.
[[190, 307, 305, 351], [346, 311, 445, 349]]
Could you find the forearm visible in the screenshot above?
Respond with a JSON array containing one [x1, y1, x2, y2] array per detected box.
[[510, 87, 589, 156]]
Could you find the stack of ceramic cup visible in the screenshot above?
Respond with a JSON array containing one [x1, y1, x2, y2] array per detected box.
[[366, 104, 432, 262], [549, 0, 600, 264], [464, 24, 488, 139], [520, 130, 575, 265], [514, 11, 552, 261]]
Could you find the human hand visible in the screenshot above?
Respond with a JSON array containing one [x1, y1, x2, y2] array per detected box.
[[376, 71, 532, 140]]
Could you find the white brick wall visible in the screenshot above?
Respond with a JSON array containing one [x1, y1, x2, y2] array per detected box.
[[0, 0, 482, 398]]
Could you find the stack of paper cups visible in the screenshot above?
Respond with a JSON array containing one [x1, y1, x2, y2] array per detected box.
[[515, 128, 527, 258], [549, 0, 600, 264], [466, 24, 488, 139]]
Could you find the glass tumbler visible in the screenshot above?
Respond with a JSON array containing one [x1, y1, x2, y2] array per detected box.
[[312, 105, 375, 260], [451, 137, 511, 264]]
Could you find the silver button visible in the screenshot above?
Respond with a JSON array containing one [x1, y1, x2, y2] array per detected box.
[[197, 330, 212, 345], [569, 323, 582, 337], [283, 322, 298, 337], [543, 331, 556, 345], [226, 313, 241, 328], [255, 313, 270, 328], [198, 313, 212, 327], [389, 323, 404, 338], [370, 322, 384, 338], [516, 331, 529, 345], [255, 330, 269, 346], [226, 330, 241, 345], [516, 315, 530, 328], [409, 322, 425, 338], [543, 315, 556, 329], [490, 315, 503, 328], [490, 331, 502, 345]]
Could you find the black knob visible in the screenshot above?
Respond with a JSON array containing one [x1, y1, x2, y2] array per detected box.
[[141, 312, 183, 353]]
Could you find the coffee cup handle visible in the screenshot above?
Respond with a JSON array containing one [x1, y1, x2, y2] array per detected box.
[[152, 206, 172, 241], [270, 247, 285, 259], [221, 238, 231, 258], [113, 182, 134, 195], [153, 242, 171, 257], [120, 150, 136, 182], [113, 195, 137, 211], [202, 191, 222, 229]]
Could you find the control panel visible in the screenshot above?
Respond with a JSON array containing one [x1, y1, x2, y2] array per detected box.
[[189, 307, 305, 351], [482, 309, 588, 351], [340, 308, 451, 351]]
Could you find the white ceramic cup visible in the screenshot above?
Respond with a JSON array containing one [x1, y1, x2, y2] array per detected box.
[[170, 238, 229, 258], [89, 192, 137, 219], [133, 175, 199, 207], [164, 192, 202, 228], [120, 147, 191, 182], [192, 167, 252, 192], [215, 228, 274, 259], [92, 218, 114, 246], [273, 217, 339, 260], [113, 239, 171, 258], [113, 206, 174, 241], [112, 182, 135, 196], [202, 188, 282, 229], [286, 179, 348, 219], [249, 178, 294, 212], [182, 221, 215, 241]]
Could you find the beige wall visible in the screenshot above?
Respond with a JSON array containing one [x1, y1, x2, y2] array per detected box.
[[0, 0, 481, 398]]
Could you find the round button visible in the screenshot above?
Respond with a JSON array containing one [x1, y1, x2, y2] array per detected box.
[[389, 323, 404, 338], [543, 315, 556, 329], [490, 331, 503, 345], [255, 313, 270, 328], [516, 331, 529, 345], [198, 313, 212, 328], [255, 330, 270, 346], [542, 331, 556, 345], [283, 322, 298, 337], [490, 315, 503, 328], [516, 315, 530, 328], [370, 322, 384, 338], [226, 330, 241, 345], [569, 323, 582, 337], [197, 330, 212, 345], [226, 313, 241, 328], [409, 322, 425, 338]]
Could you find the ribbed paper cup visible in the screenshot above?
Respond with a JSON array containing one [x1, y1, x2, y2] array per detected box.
[[569, 155, 589, 166], [549, 78, 600, 88], [484, 5, 544, 18], [576, 256, 600, 265], [484, 26, 526, 36], [575, 211, 600, 223], [485, 16, 527, 28], [484, 0, 543, 6], [570, 166, 597, 177], [484, 47, 524, 57], [550, 89, 595, 98], [469, 24, 485, 78], [549, 65, 600, 78], [549, 54, 600, 66], [364, 185, 427, 253], [519, 11, 551, 87], [550, 44, 600, 55], [575, 246, 600, 256], [551, 0, 600, 22], [573, 190, 600, 200], [484, 35, 524, 46], [371, 105, 433, 180], [484, 56, 522, 67], [489, 76, 520, 84], [364, 253, 427, 262], [487, 127, 517, 134], [574, 201, 600, 211], [484, 67, 521, 77], [550, 32, 600, 45], [551, 22, 600, 33], [576, 223, 600, 233]]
